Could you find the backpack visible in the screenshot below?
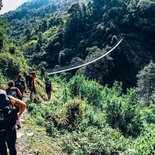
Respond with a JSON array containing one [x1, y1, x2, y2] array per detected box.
[[15, 80, 24, 92], [45, 80, 51, 90], [45, 80, 52, 94], [6, 88, 20, 99], [26, 74, 32, 87], [0, 96, 19, 130], [41, 67, 46, 73]]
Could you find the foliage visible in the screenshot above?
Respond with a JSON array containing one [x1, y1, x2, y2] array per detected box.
[[105, 88, 143, 137], [0, 52, 28, 78], [0, 19, 7, 51], [54, 98, 87, 131], [1, 0, 155, 154], [68, 75, 103, 106], [24, 114, 60, 155], [0, 52, 20, 77], [33, 78, 47, 102], [57, 126, 129, 155], [0, 70, 6, 89], [27, 75, 155, 154], [2, 0, 155, 88], [141, 104, 155, 124], [133, 125, 155, 155], [58, 48, 73, 65], [137, 61, 155, 106], [0, 18, 28, 79]]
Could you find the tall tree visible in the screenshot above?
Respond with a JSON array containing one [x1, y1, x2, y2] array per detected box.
[[137, 61, 155, 106], [64, 3, 82, 46], [0, 19, 7, 51]]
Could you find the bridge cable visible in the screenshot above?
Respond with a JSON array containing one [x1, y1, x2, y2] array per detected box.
[[48, 38, 123, 75]]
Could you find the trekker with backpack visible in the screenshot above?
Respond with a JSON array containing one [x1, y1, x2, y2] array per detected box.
[[15, 74, 26, 100], [0, 89, 26, 155], [40, 66, 46, 80], [29, 71, 36, 100], [6, 81, 23, 129], [6, 81, 22, 100], [45, 77, 52, 101]]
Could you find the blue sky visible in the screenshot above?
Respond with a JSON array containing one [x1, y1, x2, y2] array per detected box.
[[0, 0, 28, 14]]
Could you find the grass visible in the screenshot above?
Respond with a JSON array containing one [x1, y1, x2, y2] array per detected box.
[[23, 114, 62, 155]]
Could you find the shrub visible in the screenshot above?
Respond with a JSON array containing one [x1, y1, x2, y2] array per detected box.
[[54, 98, 87, 131], [105, 88, 143, 137], [0, 70, 6, 89], [137, 62, 155, 106], [58, 48, 73, 65], [57, 126, 129, 155], [68, 75, 103, 106], [142, 104, 155, 124], [133, 125, 155, 155], [0, 52, 20, 78]]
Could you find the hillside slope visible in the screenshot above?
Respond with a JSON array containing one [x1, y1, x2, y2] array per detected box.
[[0, 18, 28, 82], [2, 0, 80, 46], [2, 0, 155, 88]]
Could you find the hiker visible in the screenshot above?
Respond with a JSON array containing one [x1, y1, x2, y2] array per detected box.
[[6, 80, 23, 129], [29, 71, 36, 100], [45, 77, 52, 100], [40, 66, 46, 80], [15, 74, 26, 100], [6, 80, 22, 100], [25, 73, 31, 89], [0, 89, 26, 155]]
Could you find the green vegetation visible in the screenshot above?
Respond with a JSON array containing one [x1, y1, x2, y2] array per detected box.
[[137, 61, 155, 106], [2, 0, 155, 88], [26, 75, 155, 154], [0, 17, 45, 102], [23, 114, 60, 155], [0, 18, 28, 81], [0, 0, 155, 154]]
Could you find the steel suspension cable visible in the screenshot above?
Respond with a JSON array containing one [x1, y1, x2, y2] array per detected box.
[[48, 38, 123, 75]]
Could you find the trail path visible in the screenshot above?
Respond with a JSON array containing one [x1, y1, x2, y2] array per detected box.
[[16, 93, 56, 155], [16, 133, 31, 155], [16, 93, 32, 155]]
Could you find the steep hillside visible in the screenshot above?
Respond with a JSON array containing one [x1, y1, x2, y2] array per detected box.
[[24, 75, 155, 155], [0, 18, 28, 83], [3, 0, 155, 88], [2, 0, 80, 46]]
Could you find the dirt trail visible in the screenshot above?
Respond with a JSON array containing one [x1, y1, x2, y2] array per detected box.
[[16, 134, 31, 155], [16, 93, 57, 155], [16, 93, 31, 155], [16, 114, 31, 155]]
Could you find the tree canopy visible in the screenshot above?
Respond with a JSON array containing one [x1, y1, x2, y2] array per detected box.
[[2, 0, 155, 88]]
